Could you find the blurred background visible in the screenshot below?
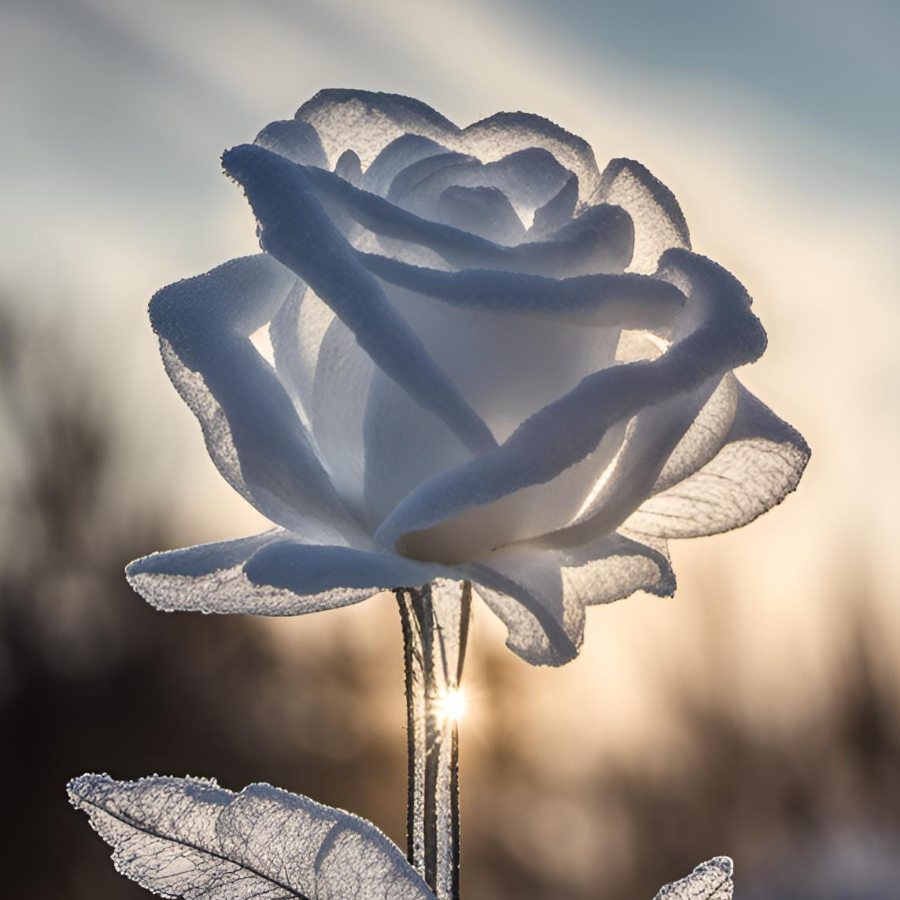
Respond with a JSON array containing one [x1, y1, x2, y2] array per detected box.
[[1, 1, 899, 898]]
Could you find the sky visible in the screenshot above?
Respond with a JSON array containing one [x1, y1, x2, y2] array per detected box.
[[1, 0, 899, 753]]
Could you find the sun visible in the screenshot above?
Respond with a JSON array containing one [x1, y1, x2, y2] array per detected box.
[[435, 687, 467, 722]]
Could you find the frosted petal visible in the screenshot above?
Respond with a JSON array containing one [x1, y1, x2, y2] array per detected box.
[[380, 280, 621, 445], [363, 133, 450, 196], [595, 158, 690, 274], [300, 163, 633, 276], [362, 368, 472, 527], [127, 534, 442, 618], [68, 774, 432, 900], [529, 173, 579, 239], [223, 143, 497, 457], [295, 88, 460, 168], [360, 252, 685, 327], [150, 255, 359, 537], [624, 383, 810, 539], [462, 110, 601, 202], [244, 541, 445, 604], [653, 857, 734, 900], [437, 185, 525, 245], [375, 250, 767, 563], [255, 118, 328, 167], [464, 532, 675, 666], [334, 148, 362, 186], [391, 148, 570, 227]]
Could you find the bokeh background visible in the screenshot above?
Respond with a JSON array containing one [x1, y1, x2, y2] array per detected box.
[[1, 1, 899, 898]]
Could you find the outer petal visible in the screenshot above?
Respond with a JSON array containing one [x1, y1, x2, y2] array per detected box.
[[254, 118, 328, 167], [375, 250, 768, 564], [127, 533, 447, 617], [150, 255, 361, 540], [594, 158, 691, 274], [295, 88, 460, 168], [623, 383, 810, 539], [464, 533, 675, 666], [462, 111, 601, 203], [223, 143, 497, 457]]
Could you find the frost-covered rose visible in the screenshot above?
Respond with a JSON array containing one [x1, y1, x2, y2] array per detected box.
[[128, 90, 809, 665]]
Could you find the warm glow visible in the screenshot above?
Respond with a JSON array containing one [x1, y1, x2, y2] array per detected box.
[[435, 687, 467, 722]]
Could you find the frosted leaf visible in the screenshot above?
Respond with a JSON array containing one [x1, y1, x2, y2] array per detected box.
[[68, 774, 433, 900], [653, 857, 734, 900]]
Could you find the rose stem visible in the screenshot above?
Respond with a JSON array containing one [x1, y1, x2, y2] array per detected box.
[[397, 580, 471, 900]]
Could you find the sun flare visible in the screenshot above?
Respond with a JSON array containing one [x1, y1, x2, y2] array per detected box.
[[435, 687, 467, 722]]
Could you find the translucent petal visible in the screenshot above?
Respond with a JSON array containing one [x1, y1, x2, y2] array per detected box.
[[624, 383, 810, 539], [462, 110, 601, 203], [528, 173, 579, 239], [223, 143, 497, 457], [362, 133, 450, 197], [299, 163, 634, 276], [295, 87, 460, 168], [254, 118, 328, 167], [464, 532, 675, 666], [437, 185, 525, 245], [68, 774, 433, 900], [375, 250, 767, 563], [594, 158, 690, 274], [150, 255, 360, 537]]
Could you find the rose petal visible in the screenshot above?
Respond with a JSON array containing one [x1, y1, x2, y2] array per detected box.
[[374, 250, 767, 563], [363, 133, 451, 196], [223, 143, 497, 457], [254, 118, 328, 167], [464, 533, 675, 665], [437, 185, 525, 245], [623, 383, 810, 539], [528, 173, 579, 239], [359, 252, 685, 327], [127, 530, 298, 614], [301, 164, 634, 275], [243, 541, 447, 612], [390, 148, 570, 228], [150, 255, 362, 539], [462, 110, 601, 203], [595, 158, 690, 274], [295, 88, 460, 168]]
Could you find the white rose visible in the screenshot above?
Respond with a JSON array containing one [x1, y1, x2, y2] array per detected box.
[[128, 90, 809, 665]]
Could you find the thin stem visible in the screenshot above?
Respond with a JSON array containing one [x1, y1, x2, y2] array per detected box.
[[398, 580, 471, 900]]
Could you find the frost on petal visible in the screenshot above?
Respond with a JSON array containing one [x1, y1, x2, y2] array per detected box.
[[462, 110, 601, 203], [68, 774, 433, 900], [150, 255, 360, 539], [295, 87, 460, 168], [363, 133, 450, 197], [223, 144, 497, 458], [375, 250, 767, 564], [624, 383, 810, 539], [255, 118, 328, 167], [465, 533, 675, 666], [300, 163, 634, 277], [653, 857, 734, 900], [127, 536, 442, 617], [595, 158, 690, 274]]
